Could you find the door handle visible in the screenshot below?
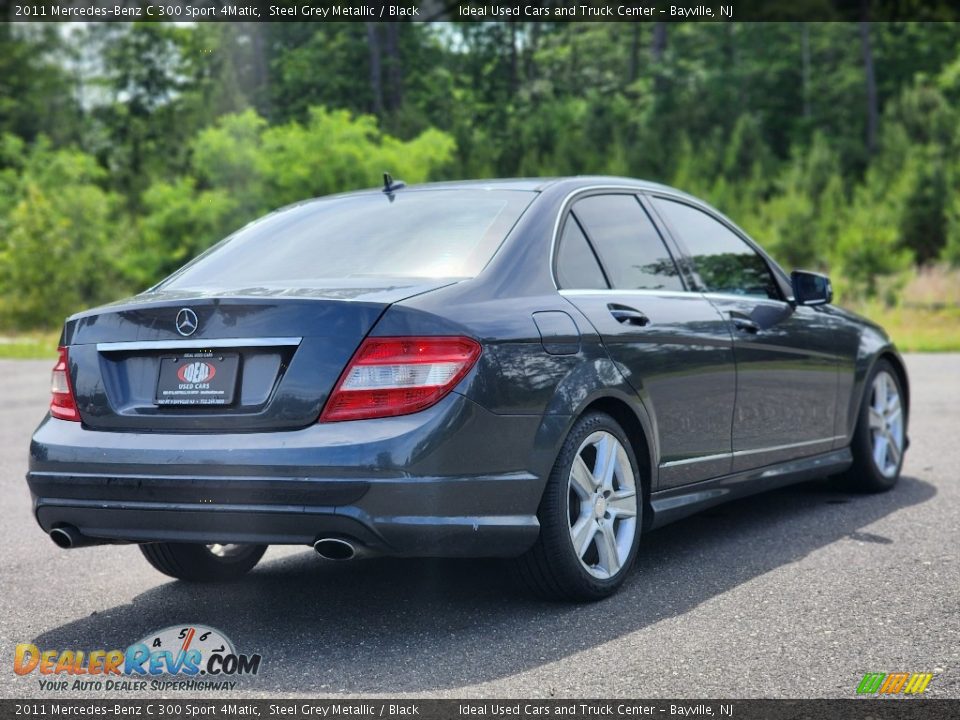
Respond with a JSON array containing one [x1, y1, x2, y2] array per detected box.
[[608, 304, 650, 327], [729, 311, 759, 334]]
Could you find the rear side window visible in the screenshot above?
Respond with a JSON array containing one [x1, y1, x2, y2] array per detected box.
[[651, 198, 781, 300], [556, 217, 608, 289], [572, 195, 684, 291], [160, 190, 536, 289]]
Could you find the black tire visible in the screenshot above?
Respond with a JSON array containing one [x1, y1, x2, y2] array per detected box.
[[515, 412, 644, 601], [840, 359, 907, 493], [140, 543, 267, 582]]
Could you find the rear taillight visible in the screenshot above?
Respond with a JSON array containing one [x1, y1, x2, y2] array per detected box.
[[50, 346, 80, 421], [319, 336, 482, 422]]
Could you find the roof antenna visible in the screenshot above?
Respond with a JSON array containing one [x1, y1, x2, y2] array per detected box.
[[382, 172, 406, 199]]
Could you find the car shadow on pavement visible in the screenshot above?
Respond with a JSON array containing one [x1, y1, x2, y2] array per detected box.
[[32, 474, 935, 694]]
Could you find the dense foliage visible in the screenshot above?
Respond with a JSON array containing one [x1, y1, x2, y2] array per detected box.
[[1, 21, 960, 329]]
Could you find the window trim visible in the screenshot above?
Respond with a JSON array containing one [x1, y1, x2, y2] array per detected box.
[[551, 189, 688, 293]]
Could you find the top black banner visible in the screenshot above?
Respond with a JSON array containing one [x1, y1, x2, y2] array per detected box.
[[3, 0, 960, 23]]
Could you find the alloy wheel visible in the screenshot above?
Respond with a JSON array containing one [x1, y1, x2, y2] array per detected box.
[[567, 431, 638, 579], [868, 370, 904, 479]]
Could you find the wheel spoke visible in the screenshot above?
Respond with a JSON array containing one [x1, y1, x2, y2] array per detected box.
[[873, 376, 888, 412], [886, 391, 900, 414], [885, 406, 902, 430], [570, 457, 596, 499], [570, 516, 597, 559], [873, 434, 888, 470], [593, 434, 618, 493], [886, 433, 902, 464], [868, 407, 884, 430], [595, 522, 621, 575], [607, 489, 637, 518]]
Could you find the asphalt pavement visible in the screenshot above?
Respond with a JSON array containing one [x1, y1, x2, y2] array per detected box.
[[1, 354, 957, 699]]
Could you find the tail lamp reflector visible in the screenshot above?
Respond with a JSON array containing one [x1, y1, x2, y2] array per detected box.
[[320, 336, 481, 422]]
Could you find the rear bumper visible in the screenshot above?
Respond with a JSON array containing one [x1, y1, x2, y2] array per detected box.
[[27, 394, 550, 557]]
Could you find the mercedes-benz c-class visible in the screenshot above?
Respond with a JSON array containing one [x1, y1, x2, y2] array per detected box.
[[28, 177, 909, 600]]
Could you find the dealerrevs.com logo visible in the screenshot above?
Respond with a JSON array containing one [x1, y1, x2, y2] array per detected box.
[[14, 625, 261, 692]]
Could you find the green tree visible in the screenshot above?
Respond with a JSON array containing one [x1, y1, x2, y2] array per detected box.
[[135, 107, 455, 282], [0, 139, 130, 329], [0, 25, 82, 146]]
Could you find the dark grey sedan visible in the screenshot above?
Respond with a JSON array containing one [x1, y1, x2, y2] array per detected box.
[[28, 177, 909, 600]]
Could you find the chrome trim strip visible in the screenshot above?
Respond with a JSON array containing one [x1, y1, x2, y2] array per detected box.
[[96, 337, 302, 352], [661, 436, 846, 468], [732, 436, 846, 458], [559, 288, 696, 300], [700, 291, 791, 305], [661, 452, 732, 468]]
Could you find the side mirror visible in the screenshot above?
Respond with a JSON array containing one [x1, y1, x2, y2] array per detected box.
[[791, 270, 833, 306]]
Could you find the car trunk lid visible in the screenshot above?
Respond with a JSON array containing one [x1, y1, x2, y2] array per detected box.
[[63, 282, 452, 432]]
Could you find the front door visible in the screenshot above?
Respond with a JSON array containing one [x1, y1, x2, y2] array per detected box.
[[649, 196, 842, 472]]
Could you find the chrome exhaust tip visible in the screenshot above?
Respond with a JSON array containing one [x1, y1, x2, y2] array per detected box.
[[312, 537, 357, 561], [50, 525, 89, 549], [49, 527, 74, 548]]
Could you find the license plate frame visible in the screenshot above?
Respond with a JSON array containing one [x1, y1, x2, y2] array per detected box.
[[155, 352, 239, 406]]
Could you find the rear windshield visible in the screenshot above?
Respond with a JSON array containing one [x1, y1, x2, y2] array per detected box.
[[160, 189, 536, 289]]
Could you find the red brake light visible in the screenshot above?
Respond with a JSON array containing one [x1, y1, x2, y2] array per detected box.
[[319, 336, 482, 422], [50, 346, 80, 421]]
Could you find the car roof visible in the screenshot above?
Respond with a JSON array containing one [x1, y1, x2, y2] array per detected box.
[[323, 176, 696, 197]]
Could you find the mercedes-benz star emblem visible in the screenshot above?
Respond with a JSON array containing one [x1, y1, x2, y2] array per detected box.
[[175, 308, 199, 337]]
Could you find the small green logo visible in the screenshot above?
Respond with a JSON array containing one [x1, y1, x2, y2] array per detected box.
[[857, 672, 933, 695]]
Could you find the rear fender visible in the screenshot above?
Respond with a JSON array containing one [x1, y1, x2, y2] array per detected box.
[[530, 347, 660, 500]]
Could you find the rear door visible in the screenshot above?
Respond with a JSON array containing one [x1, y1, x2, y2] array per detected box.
[[648, 195, 842, 472], [556, 192, 736, 488]]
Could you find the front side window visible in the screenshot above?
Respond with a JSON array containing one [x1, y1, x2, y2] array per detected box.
[[160, 190, 536, 290], [572, 195, 684, 292], [651, 198, 781, 300]]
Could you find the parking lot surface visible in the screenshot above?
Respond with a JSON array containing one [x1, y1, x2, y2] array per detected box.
[[1, 354, 956, 698]]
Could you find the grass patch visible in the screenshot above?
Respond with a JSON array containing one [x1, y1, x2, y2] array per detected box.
[[845, 302, 960, 352], [0, 331, 60, 359]]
